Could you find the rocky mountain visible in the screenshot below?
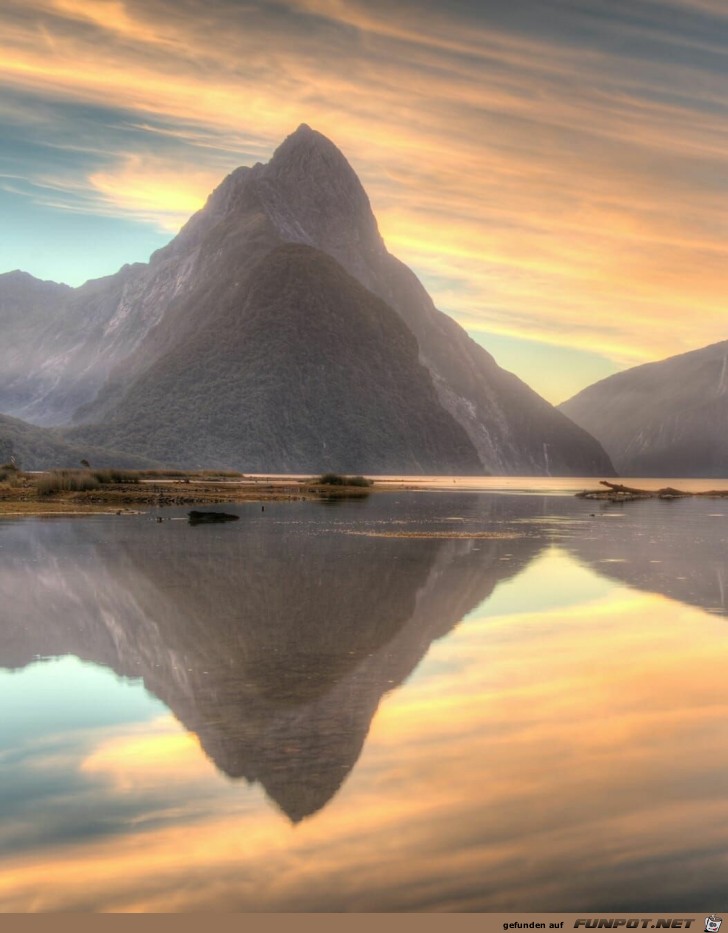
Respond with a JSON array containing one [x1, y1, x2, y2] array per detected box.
[[70, 244, 481, 473], [0, 271, 73, 425], [0, 266, 152, 426], [559, 340, 728, 477], [1, 125, 615, 475]]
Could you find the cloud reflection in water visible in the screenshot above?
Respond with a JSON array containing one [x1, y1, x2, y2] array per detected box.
[[1, 515, 728, 911]]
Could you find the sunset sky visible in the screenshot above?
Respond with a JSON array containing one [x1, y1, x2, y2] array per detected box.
[[1, 0, 726, 402]]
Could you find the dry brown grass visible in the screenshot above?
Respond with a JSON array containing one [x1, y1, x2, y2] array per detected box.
[[0, 472, 376, 516]]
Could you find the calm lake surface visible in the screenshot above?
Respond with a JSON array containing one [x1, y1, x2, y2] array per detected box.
[[2, 482, 728, 911]]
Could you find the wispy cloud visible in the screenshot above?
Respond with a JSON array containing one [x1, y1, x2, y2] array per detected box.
[[88, 155, 219, 230], [0, 0, 725, 396]]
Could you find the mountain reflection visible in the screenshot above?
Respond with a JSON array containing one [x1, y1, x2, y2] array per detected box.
[[562, 497, 728, 616], [2, 492, 725, 823], [0, 496, 545, 820]]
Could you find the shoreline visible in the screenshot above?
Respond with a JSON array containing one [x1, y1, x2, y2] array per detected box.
[[0, 476, 378, 517], [4, 473, 728, 518]]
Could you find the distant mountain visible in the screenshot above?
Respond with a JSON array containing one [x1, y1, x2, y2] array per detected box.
[[0, 266, 152, 426], [0, 271, 73, 425], [0, 413, 153, 471], [559, 340, 728, 477], [1, 125, 615, 475]]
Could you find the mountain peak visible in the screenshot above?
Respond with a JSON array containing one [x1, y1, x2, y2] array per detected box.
[[256, 125, 386, 270], [268, 123, 350, 171]]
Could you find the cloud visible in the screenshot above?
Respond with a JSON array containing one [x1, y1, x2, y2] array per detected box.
[[0, 0, 725, 394], [88, 155, 220, 231], [80, 715, 216, 790]]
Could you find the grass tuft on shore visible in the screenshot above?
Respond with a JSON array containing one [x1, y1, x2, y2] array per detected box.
[[36, 468, 142, 495], [317, 472, 373, 487]]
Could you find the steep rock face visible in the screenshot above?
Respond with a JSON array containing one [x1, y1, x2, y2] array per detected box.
[[72, 181, 282, 426], [90, 126, 615, 474], [0, 181, 277, 427], [0, 271, 74, 425], [70, 245, 482, 473], [2, 125, 614, 475], [0, 256, 207, 426], [559, 340, 728, 477], [238, 126, 613, 475]]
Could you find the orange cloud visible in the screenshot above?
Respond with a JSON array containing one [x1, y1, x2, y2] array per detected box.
[[80, 715, 216, 790], [0, 0, 725, 397], [88, 156, 219, 231]]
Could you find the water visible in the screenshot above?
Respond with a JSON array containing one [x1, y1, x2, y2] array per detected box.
[[1, 487, 728, 911]]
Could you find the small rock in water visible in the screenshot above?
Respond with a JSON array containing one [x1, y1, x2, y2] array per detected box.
[[188, 510, 239, 525]]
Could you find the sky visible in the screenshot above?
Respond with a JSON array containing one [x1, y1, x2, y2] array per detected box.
[[0, 0, 726, 403]]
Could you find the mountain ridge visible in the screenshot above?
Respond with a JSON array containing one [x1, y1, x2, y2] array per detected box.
[[559, 340, 728, 476]]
